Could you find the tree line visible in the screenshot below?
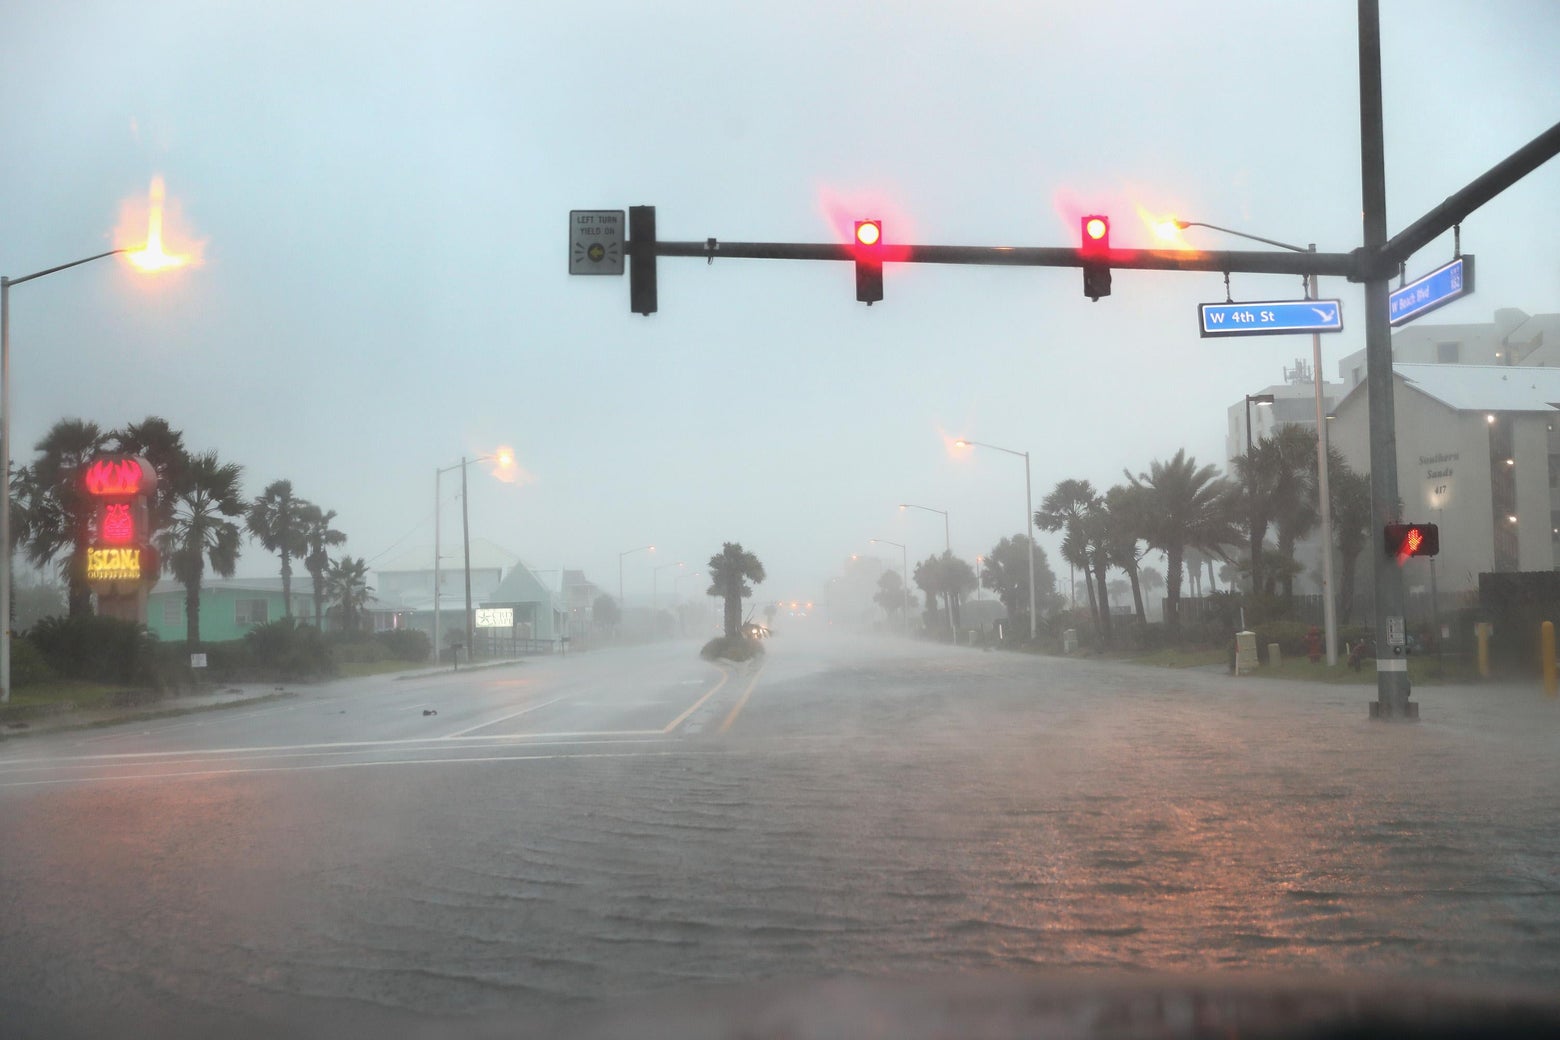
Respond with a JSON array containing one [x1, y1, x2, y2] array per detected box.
[[1036, 429, 1371, 647], [11, 416, 375, 646], [863, 427, 1369, 647]]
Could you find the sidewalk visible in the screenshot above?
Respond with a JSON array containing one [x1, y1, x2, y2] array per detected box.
[[0, 683, 299, 740], [1, 656, 533, 741]]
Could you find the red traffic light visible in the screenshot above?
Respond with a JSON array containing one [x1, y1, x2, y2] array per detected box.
[[1080, 214, 1111, 301], [1384, 522, 1440, 563], [853, 220, 883, 304]]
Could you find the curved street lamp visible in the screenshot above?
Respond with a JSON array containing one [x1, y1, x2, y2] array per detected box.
[[3, 236, 192, 703], [954, 438, 1036, 640], [618, 544, 655, 607], [899, 502, 955, 635]]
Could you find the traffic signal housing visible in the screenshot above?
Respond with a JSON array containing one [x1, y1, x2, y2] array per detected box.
[[1081, 215, 1111, 301], [853, 219, 883, 305], [629, 205, 658, 315], [1384, 522, 1439, 564]]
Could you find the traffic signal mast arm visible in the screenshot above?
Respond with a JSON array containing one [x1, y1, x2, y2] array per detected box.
[[627, 238, 1359, 279]]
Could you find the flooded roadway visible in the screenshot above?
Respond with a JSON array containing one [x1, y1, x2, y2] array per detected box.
[[2, 635, 1558, 1037]]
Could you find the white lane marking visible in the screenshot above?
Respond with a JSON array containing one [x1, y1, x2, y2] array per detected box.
[[0, 728, 668, 771], [443, 695, 570, 738], [0, 748, 734, 789], [2, 737, 678, 776]]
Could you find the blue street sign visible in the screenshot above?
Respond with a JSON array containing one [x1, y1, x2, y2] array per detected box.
[[1198, 299, 1344, 338], [1389, 255, 1474, 326]]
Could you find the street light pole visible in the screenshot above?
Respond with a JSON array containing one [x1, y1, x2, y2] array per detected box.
[[955, 439, 1036, 641], [618, 544, 655, 614], [434, 451, 511, 666], [1244, 392, 1275, 610], [652, 560, 684, 630], [1180, 219, 1339, 664], [899, 503, 954, 636], [461, 457, 473, 659], [3, 249, 130, 704], [870, 538, 910, 637]]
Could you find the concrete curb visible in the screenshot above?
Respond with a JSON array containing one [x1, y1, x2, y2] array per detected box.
[[0, 689, 298, 741]]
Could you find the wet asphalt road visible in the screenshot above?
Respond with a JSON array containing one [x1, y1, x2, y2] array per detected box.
[[2, 634, 1558, 1038]]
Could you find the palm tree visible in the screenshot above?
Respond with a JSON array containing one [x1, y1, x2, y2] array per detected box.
[[913, 551, 978, 635], [1037, 479, 1109, 641], [247, 479, 310, 617], [1329, 460, 1373, 624], [325, 555, 374, 633], [1124, 450, 1239, 632], [1263, 425, 1322, 602], [874, 569, 917, 623], [157, 452, 245, 647], [1103, 484, 1151, 626], [298, 503, 347, 629], [15, 419, 108, 616], [706, 542, 766, 638], [109, 416, 190, 537]]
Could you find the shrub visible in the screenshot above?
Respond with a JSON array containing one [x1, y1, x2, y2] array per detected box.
[[245, 618, 335, 680], [8, 635, 56, 687], [700, 635, 764, 662], [375, 628, 431, 663], [25, 614, 159, 686]]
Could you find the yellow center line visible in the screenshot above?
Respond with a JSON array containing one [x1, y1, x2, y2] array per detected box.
[[662, 666, 730, 734], [718, 661, 767, 734]]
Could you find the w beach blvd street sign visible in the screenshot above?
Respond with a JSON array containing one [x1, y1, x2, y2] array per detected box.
[[1389, 255, 1474, 326]]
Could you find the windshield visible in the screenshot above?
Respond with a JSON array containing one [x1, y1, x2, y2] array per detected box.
[[3, 2, 1559, 1037]]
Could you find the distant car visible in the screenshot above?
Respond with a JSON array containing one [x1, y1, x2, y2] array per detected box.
[[742, 623, 769, 640]]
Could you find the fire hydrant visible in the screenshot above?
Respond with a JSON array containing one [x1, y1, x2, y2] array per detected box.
[[1305, 625, 1322, 664]]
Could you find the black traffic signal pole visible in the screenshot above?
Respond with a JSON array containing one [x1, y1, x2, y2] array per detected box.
[[616, 0, 1560, 721], [631, 238, 1359, 279]]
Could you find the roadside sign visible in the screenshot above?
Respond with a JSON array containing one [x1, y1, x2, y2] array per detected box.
[[569, 210, 625, 275], [1389, 255, 1474, 326], [475, 607, 514, 628], [1199, 299, 1343, 338]]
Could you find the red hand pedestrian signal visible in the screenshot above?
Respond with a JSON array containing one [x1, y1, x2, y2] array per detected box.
[[1384, 522, 1439, 564]]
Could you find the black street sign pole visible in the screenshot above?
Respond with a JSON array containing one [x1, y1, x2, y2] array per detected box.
[[1358, 0, 1415, 719]]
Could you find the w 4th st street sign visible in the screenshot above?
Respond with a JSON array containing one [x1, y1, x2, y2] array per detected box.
[[1198, 299, 1344, 338]]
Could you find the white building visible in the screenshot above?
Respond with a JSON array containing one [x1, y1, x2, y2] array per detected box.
[[1327, 363, 1560, 596], [1224, 356, 1343, 469]]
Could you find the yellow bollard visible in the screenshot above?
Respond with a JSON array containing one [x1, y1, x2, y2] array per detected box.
[[1475, 622, 1492, 678], [1545, 621, 1558, 698]]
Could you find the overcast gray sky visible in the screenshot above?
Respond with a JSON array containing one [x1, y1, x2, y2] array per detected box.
[[2, 0, 1556, 605]]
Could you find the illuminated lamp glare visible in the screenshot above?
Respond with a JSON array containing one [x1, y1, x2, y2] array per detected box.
[[855, 220, 881, 246]]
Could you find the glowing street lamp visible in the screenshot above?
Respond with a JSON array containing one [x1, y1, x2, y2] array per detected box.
[[954, 438, 1036, 640], [1, 178, 196, 703]]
